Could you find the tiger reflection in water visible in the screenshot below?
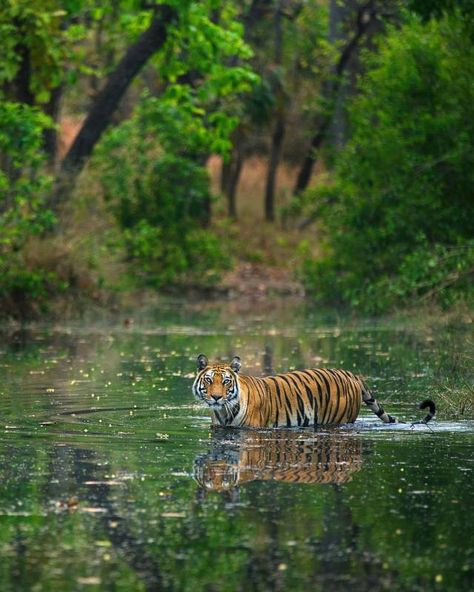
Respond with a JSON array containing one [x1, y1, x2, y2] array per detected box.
[[193, 430, 363, 492]]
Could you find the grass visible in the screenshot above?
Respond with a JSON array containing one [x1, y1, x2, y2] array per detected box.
[[433, 347, 474, 419]]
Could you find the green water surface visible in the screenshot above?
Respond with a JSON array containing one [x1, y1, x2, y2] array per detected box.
[[0, 303, 473, 591]]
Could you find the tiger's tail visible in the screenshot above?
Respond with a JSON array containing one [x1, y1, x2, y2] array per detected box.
[[361, 387, 436, 425], [361, 387, 397, 423], [416, 399, 436, 424]]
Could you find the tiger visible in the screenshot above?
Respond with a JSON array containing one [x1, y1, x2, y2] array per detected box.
[[192, 354, 436, 428], [193, 430, 363, 491]]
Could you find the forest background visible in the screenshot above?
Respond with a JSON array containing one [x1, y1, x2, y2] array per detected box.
[[1, 0, 473, 319]]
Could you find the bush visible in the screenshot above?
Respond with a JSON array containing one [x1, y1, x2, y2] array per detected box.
[[299, 13, 474, 312], [123, 221, 229, 287], [0, 102, 60, 315], [94, 111, 231, 288]]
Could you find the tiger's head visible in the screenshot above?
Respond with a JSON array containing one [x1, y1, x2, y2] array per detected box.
[[192, 354, 241, 411]]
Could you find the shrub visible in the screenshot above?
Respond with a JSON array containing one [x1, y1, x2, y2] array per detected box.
[[94, 110, 231, 288], [299, 13, 474, 312], [0, 102, 60, 315]]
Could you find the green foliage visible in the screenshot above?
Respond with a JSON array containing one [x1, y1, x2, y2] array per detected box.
[[0, 101, 52, 202], [0, 0, 157, 103], [408, 0, 474, 22], [89, 1, 259, 289], [95, 114, 231, 288], [236, 0, 330, 161], [138, 88, 239, 158], [82, 0, 260, 289], [0, 1, 258, 311], [299, 13, 474, 312], [158, 0, 253, 80], [371, 241, 474, 310], [123, 220, 230, 287], [0, 102, 59, 309], [0, 0, 77, 103]]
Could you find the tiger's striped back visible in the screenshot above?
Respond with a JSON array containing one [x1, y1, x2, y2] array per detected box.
[[236, 369, 364, 428]]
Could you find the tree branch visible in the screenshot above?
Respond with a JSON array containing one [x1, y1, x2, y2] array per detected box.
[[50, 5, 176, 209]]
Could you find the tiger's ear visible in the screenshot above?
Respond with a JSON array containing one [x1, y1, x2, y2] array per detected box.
[[197, 354, 208, 370], [230, 356, 241, 373]]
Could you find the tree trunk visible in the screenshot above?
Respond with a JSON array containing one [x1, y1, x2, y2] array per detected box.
[[4, 27, 34, 105], [264, 0, 285, 222], [293, 121, 330, 196], [50, 5, 176, 209], [42, 85, 63, 165], [221, 128, 245, 220], [216, 1, 276, 221], [221, 159, 231, 196], [222, 150, 244, 220], [265, 115, 285, 221], [228, 151, 243, 219]]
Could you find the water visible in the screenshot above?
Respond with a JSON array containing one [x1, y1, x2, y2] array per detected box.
[[0, 303, 473, 591]]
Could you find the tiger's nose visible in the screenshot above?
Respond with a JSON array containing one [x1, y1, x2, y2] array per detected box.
[[211, 395, 222, 402]]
